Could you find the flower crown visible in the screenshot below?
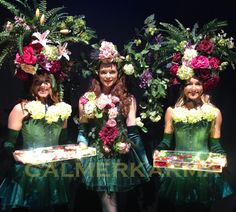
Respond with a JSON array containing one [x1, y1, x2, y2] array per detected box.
[[90, 40, 126, 75], [162, 19, 236, 91]]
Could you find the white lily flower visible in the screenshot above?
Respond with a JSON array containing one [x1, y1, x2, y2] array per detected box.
[[32, 30, 52, 47], [58, 42, 71, 61]]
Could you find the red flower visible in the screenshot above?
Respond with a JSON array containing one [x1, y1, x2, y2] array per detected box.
[[209, 57, 220, 70], [15, 69, 29, 81], [172, 52, 182, 62], [15, 46, 37, 65], [99, 126, 119, 146], [203, 75, 220, 91], [169, 63, 179, 75], [49, 60, 61, 74], [196, 38, 214, 54]]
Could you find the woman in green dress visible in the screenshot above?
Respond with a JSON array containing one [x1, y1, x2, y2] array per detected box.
[[76, 41, 151, 212], [0, 71, 72, 212], [153, 76, 234, 211]]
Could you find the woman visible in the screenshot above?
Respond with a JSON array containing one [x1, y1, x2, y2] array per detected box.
[[0, 71, 72, 212], [77, 41, 151, 212], [153, 76, 234, 211]]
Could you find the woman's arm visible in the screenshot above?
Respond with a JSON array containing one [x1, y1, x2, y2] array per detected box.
[[210, 108, 222, 138], [8, 103, 27, 130], [126, 96, 137, 126], [77, 98, 89, 146]]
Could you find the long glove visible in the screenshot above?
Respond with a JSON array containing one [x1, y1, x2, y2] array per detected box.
[[209, 137, 225, 154], [127, 126, 151, 172], [3, 129, 20, 158], [77, 123, 89, 145], [156, 133, 173, 151]]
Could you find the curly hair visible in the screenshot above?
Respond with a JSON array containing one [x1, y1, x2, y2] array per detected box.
[[89, 73, 132, 117], [30, 72, 60, 105]]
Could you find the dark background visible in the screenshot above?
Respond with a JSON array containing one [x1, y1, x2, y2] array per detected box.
[[0, 0, 236, 211]]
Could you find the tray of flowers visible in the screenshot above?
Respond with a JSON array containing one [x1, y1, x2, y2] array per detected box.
[[153, 150, 226, 173], [13, 144, 96, 165]]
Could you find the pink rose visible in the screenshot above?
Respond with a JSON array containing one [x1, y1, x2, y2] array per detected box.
[[79, 96, 89, 105], [111, 96, 119, 104], [196, 38, 214, 54], [191, 55, 209, 69], [209, 57, 220, 70], [15, 46, 37, 65], [108, 107, 118, 119], [106, 119, 117, 127]]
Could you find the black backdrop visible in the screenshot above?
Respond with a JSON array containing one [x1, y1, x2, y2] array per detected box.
[[0, 0, 236, 212]]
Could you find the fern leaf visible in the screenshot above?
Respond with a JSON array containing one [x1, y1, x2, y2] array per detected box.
[[0, 0, 20, 16]]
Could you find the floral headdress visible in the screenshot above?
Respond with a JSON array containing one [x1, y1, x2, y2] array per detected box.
[[0, 0, 96, 99], [88, 40, 125, 76], [160, 19, 236, 91]]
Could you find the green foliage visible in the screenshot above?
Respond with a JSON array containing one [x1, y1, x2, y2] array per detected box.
[[124, 14, 169, 129]]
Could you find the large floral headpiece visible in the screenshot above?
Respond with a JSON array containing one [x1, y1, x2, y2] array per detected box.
[[161, 19, 236, 91], [0, 0, 96, 99]]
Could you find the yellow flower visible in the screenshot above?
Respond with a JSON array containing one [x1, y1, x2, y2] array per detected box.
[[25, 101, 45, 119]]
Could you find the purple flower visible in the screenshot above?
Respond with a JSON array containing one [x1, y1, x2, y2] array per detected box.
[[139, 69, 153, 88]]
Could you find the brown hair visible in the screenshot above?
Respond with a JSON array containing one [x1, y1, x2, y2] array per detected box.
[[30, 72, 60, 105], [89, 64, 131, 117]]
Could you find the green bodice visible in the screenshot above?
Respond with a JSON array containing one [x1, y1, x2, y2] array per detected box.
[[174, 120, 211, 152], [21, 118, 64, 149]]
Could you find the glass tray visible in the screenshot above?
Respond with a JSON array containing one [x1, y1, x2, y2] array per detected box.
[[13, 144, 96, 165], [153, 150, 226, 173]]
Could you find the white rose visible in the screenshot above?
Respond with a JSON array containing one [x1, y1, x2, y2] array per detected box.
[[123, 64, 135, 75]]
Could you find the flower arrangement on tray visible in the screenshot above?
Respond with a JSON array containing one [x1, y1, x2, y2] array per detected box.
[[153, 150, 227, 173], [13, 144, 96, 165]]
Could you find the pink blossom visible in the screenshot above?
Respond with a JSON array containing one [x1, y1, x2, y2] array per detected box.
[[80, 96, 89, 105], [191, 55, 209, 69], [111, 96, 119, 104], [106, 119, 117, 127], [96, 94, 112, 110], [108, 107, 118, 119]]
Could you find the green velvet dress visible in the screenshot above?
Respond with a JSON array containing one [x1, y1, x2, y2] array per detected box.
[[0, 119, 70, 211], [78, 113, 150, 192], [158, 120, 234, 205]]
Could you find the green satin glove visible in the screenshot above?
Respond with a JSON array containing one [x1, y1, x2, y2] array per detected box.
[[156, 133, 173, 151], [127, 126, 152, 172], [3, 129, 20, 159], [209, 137, 225, 154], [77, 123, 89, 145]]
